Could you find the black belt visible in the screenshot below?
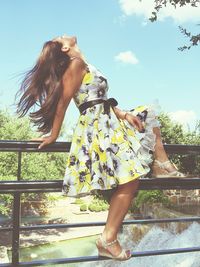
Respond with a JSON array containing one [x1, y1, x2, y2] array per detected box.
[[78, 98, 118, 115]]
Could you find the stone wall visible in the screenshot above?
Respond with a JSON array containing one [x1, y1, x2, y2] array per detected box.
[[131, 203, 195, 243], [164, 189, 200, 214], [164, 189, 200, 205]]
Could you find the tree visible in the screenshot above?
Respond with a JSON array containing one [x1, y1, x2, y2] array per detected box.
[[0, 109, 69, 216], [158, 112, 200, 175], [149, 0, 200, 50]]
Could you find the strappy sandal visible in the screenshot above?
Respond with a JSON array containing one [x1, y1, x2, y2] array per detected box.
[[96, 235, 131, 261], [151, 160, 188, 178]]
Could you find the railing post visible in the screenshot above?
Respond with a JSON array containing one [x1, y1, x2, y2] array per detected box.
[[17, 151, 22, 180], [11, 192, 21, 266], [11, 151, 22, 266]]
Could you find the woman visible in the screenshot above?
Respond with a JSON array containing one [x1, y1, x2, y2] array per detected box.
[[15, 34, 185, 261]]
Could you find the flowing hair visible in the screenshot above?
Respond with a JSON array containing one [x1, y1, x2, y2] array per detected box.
[[15, 40, 71, 134]]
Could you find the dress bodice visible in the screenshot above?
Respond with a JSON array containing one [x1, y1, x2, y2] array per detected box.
[[73, 63, 109, 108]]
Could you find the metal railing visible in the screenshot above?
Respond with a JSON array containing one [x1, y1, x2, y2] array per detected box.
[[0, 140, 200, 266]]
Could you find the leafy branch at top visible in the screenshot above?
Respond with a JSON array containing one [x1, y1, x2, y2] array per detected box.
[[178, 26, 200, 50], [148, 0, 200, 50]]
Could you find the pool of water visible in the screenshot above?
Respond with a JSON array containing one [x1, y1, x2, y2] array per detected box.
[[8, 235, 98, 267]]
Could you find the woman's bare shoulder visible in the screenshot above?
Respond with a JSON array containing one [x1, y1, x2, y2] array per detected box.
[[63, 57, 87, 80]]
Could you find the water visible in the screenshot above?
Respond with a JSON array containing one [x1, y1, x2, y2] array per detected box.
[[82, 222, 200, 267], [4, 221, 200, 267], [8, 235, 97, 267]]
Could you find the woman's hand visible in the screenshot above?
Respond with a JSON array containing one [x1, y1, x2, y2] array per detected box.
[[31, 135, 57, 150], [124, 113, 144, 132]]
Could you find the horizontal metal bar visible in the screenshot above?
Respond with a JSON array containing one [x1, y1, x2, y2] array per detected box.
[[0, 180, 63, 193], [0, 141, 200, 154], [0, 140, 71, 152], [1, 246, 200, 266], [1, 178, 200, 194], [1, 216, 200, 232], [0, 189, 61, 194], [139, 177, 200, 190], [17, 216, 200, 229], [164, 144, 200, 155]]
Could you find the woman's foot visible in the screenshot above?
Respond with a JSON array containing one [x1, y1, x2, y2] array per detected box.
[[151, 159, 187, 178], [96, 234, 131, 261]]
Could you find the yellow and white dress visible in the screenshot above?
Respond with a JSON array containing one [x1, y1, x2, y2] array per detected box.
[[62, 63, 160, 197]]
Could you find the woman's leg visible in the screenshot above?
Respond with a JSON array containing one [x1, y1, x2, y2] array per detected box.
[[152, 127, 177, 172], [153, 127, 169, 161], [101, 178, 140, 256], [98, 127, 179, 256]]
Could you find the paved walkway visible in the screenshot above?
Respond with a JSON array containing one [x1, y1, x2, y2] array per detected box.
[[20, 196, 108, 247]]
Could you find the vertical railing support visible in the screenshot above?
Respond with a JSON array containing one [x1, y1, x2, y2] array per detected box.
[[11, 151, 22, 266], [17, 151, 22, 181], [11, 192, 21, 266]]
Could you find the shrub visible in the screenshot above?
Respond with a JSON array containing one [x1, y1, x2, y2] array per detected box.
[[130, 190, 173, 213], [88, 204, 96, 212], [88, 197, 109, 212], [74, 198, 85, 205], [0, 110, 68, 216], [80, 204, 87, 211]]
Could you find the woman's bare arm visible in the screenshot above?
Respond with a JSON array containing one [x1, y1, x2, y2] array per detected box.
[[113, 106, 144, 132], [113, 106, 127, 120]]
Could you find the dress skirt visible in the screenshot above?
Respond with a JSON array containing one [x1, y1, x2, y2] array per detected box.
[[62, 103, 160, 197]]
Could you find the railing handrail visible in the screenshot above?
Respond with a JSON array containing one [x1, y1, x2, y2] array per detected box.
[[1, 178, 200, 193], [0, 140, 200, 154], [0, 140, 71, 152]]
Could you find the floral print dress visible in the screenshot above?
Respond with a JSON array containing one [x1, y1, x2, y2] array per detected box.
[[62, 63, 160, 197]]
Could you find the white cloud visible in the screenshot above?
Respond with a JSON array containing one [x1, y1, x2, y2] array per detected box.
[[119, 0, 153, 17], [115, 51, 139, 64], [169, 110, 197, 130], [119, 0, 200, 23]]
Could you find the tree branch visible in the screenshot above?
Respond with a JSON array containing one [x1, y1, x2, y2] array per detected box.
[[148, 0, 200, 50]]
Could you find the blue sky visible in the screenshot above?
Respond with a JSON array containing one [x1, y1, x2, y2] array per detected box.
[[0, 0, 199, 136]]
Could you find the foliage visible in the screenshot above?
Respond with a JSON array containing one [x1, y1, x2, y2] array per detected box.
[[88, 196, 109, 212], [158, 112, 200, 175], [0, 109, 68, 216], [73, 196, 109, 212], [0, 109, 37, 140], [130, 190, 173, 213], [72, 195, 109, 212], [80, 204, 87, 212], [74, 198, 85, 205], [148, 0, 200, 50], [178, 26, 200, 51], [0, 193, 13, 216]]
